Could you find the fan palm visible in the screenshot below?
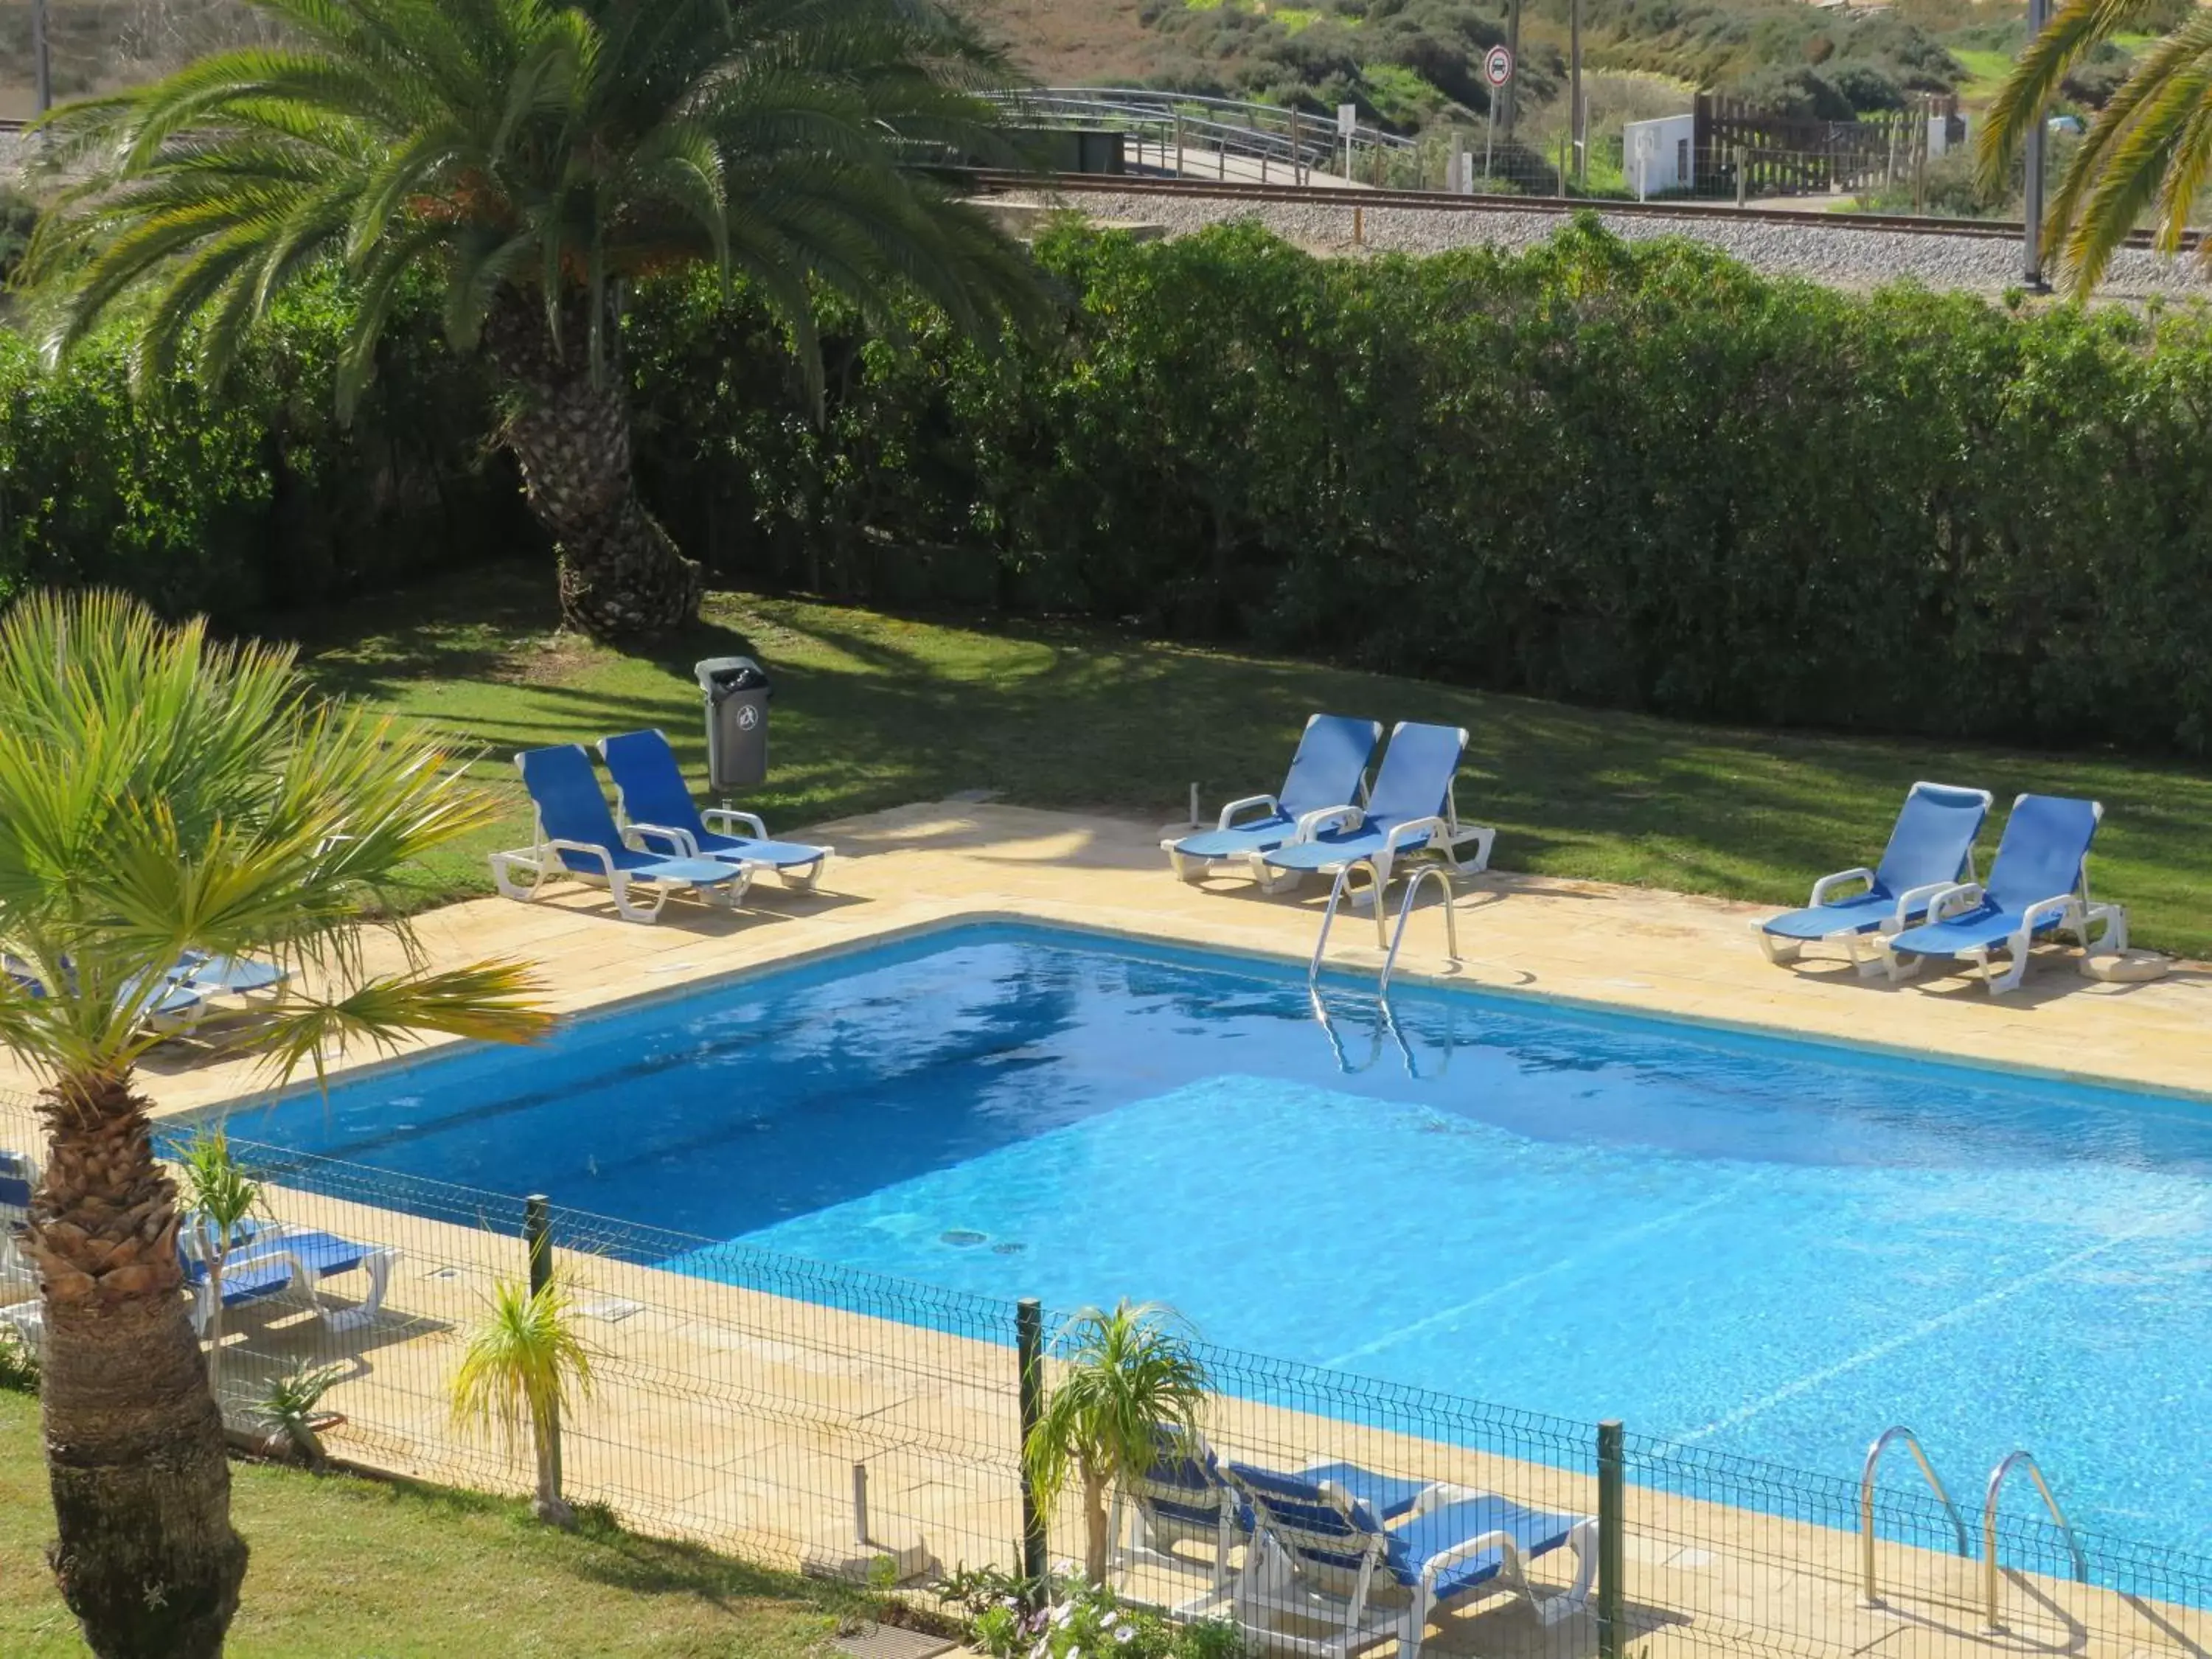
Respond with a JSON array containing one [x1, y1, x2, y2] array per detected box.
[[24, 0, 1043, 639], [1023, 1300, 1211, 1587], [0, 589, 552, 1659], [1980, 0, 2212, 292]]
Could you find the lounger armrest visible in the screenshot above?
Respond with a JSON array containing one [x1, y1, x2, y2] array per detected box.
[[1419, 1527, 1520, 1593], [543, 838, 618, 877], [1293, 804, 1364, 841], [2021, 891, 2082, 932], [1924, 882, 1983, 924], [627, 822, 700, 857], [1888, 879, 1955, 931], [1216, 793, 1281, 831], [1382, 815, 1445, 858], [703, 807, 768, 838], [1809, 866, 1876, 908]]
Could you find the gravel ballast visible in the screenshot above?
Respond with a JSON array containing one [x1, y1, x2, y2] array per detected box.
[[1000, 189, 2211, 298]]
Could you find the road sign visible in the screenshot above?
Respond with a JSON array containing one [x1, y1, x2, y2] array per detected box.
[[1484, 45, 1514, 88], [1337, 102, 1357, 138]]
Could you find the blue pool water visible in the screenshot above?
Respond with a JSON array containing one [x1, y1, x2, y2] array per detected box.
[[235, 924, 2212, 1550]]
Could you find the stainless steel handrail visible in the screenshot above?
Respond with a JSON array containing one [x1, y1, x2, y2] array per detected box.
[[1307, 861, 1388, 983], [1379, 866, 1460, 992], [1860, 1426, 1972, 1605], [1982, 1450, 2087, 1630]]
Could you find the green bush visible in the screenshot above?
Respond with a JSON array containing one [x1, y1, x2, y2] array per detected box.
[[9, 220, 2212, 757], [0, 274, 532, 619], [625, 218, 2212, 755]]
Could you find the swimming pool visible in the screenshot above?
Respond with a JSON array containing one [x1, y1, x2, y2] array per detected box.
[[233, 923, 2212, 1550]]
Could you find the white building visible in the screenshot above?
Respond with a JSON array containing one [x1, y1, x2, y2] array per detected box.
[[1623, 114, 1697, 200]]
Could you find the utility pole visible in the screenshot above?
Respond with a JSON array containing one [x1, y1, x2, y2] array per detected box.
[[2023, 0, 2051, 291], [1503, 0, 1523, 145], [32, 0, 53, 116], [1570, 0, 1584, 184]]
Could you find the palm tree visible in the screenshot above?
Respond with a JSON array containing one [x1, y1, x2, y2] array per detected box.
[[173, 1127, 261, 1399], [1023, 1301, 1211, 1587], [1980, 1, 2212, 291], [24, 0, 1045, 640], [450, 1273, 597, 1525], [0, 589, 551, 1659]]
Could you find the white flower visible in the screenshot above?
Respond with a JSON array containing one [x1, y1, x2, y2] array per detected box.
[[1113, 1628, 1136, 1646]]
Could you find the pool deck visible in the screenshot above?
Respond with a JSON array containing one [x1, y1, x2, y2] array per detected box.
[[22, 796, 2205, 1117], [4, 799, 2209, 1658]]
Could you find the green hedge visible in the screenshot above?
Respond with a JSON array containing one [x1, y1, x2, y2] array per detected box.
[[7, 220, 2212, 754], [628, 219, 2212, 754], [0, 279, 528, 618]]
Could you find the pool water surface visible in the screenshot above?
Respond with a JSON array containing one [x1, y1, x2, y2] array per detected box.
[[234, 925, 2212, 1550]]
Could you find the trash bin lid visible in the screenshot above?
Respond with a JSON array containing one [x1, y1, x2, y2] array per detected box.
[[695, 655, 770, 698]]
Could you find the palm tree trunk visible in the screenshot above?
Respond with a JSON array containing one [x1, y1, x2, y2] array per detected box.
[[1082, 1467, 1112, 1587], [25, 1074, 246, 1659], [532, 1399, 572, 1527], [484, 288, 702, 641]]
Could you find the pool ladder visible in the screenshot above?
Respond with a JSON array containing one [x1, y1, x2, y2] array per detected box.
[[1858, 1427, 2087, 1629], [1308, 860, 1460, 990]]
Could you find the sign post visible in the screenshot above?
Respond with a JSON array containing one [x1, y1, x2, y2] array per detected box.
[[1483, 46, 1514, 185], [1338, 102, 1357, 183]]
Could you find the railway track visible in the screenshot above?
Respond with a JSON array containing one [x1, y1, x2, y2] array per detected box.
[[959, 168, 2202, 255]]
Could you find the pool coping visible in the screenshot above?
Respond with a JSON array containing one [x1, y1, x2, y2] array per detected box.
[[171, 900, 2212, 1133]]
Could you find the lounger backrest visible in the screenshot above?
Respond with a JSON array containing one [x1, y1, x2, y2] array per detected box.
[[600, 729, 709, 838], [1279, 715, 1385, 818], [516, 745, 625, 848], [0, 1151, 31, 1216], [1986, 793, 2102, 910], [1365, 722, 1470, 829], [1226, 1461, 1384, 1574], [1133, 1425, 1239, 1532], [1873, 782, 1993, 897]]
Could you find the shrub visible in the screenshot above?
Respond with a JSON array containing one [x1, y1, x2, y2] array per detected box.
[[0, 272, 532, 619], [625, 218, 2212, 756]]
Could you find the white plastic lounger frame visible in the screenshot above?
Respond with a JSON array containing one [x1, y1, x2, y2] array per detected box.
[[184, 1221, 397, 1338], [1880, 888, 2125, 996], [490, 832, 750, 923], [1251, 786, 1496, 900], [1231, 1480, 1596, 1659], [622, 813, 832, 892]]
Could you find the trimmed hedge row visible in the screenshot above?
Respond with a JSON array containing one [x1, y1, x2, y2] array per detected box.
[[630, 218, 2212, 754], [6, 220, 2212, 753], [0, 280, 528, 617]]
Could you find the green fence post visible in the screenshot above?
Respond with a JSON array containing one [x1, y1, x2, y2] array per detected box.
[[524, 1194, 553, 1295], [521, 1194, 567, 1520], [1599, 1419, 1626, 1658], [1018, 1298, 1048, 1584]]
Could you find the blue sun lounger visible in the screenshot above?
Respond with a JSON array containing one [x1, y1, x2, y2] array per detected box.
[[1109, 1426, 1442, 1613], [1163, 715, 1383, 886], [597, 729, 831, 889], [1224, 1462, 1596, 1658], [491, 744, 754, 923], [1255, 721, 1495, 895], [180, 1217, 397, 1337], [0, 1149, 34, 1304], [171, 951, 288, 998], [1881, 793, 2121, 995], [1758, 782, 1992, 975]]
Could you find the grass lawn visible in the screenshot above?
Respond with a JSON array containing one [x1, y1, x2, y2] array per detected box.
[[0, 1391, 884, 1657], [299, 566, 2212, 959]]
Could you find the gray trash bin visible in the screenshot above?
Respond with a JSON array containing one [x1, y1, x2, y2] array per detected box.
[[696, 655, 772, 791]]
